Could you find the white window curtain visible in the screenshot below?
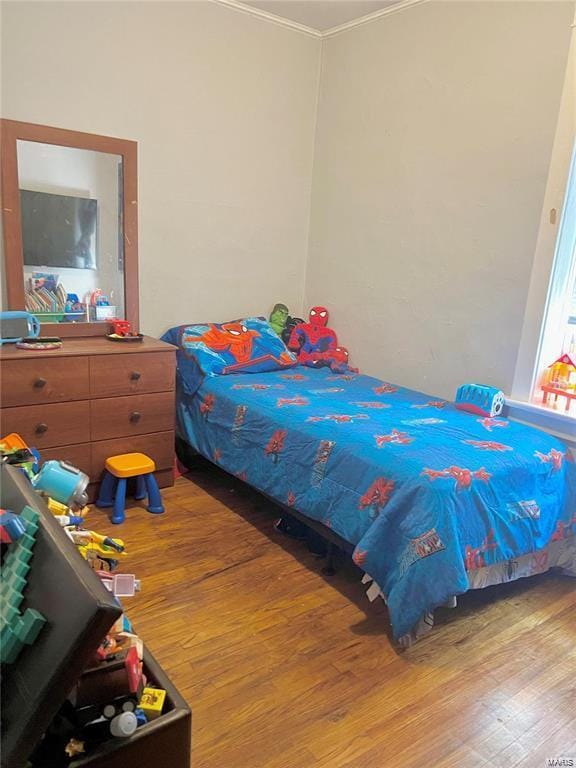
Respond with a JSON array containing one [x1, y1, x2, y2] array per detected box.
[[531, 139, 576, 402]]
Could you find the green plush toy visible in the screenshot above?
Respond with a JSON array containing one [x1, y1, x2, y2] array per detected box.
[[269, 303, 289, 337]]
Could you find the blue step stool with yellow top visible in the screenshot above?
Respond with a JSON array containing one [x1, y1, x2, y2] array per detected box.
[[96, 453, 164, 525]]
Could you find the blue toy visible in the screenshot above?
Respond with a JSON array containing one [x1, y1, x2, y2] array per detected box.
[[0, 510, 26, 544], [96, 453, 164, 525], [455, 383, 505, 418], [0, 311, 40, 344], [32, 460, 89, 509]]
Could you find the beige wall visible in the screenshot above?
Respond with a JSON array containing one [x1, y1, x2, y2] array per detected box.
[[306, 1, 575, 399], [2, 0, 573, 399], [1, 1, 320, 335]]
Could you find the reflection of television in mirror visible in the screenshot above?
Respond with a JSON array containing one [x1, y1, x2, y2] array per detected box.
[[20, 189, 98, 270]]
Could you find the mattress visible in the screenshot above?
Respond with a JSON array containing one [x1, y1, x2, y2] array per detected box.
[[174, 366, 576, 641]]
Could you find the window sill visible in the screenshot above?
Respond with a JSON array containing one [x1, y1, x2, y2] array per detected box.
[[505, 397, 576, 447]]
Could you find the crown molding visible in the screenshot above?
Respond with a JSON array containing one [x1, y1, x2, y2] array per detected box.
[[211, 0, 428, 39], [211, 0, 322, 38], [322, 0, 428, 38]]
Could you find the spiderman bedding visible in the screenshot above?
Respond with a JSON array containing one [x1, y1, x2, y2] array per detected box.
[[173, 365, 576, 643]]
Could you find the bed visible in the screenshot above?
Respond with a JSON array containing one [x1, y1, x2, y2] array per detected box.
[[162, 324, 576, 646]]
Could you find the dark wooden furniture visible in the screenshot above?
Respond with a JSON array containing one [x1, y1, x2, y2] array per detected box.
[[0, 465, 191, 768], [0, 336, 177, 499], [0, 119, 139, 337], [71, 650, 191, 768], [0, 464, 120, 768]]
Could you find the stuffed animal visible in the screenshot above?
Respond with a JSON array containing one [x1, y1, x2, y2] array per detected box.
[[281, 316, 304, 346], [269, 303, 289, 337], [288, 306, 352, 373]]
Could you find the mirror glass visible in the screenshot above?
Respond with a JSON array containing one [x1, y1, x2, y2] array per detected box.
[[17, 140, 125, 324]]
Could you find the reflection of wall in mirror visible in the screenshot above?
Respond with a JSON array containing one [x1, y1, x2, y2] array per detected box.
[[17, 142, 125, 319]]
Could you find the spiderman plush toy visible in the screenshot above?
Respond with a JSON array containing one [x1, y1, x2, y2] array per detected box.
[[288, 306, 351, 373]]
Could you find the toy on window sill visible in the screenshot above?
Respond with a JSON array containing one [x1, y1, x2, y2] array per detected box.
[[288, 306, 354, 373], [540, 352, 576, 413]]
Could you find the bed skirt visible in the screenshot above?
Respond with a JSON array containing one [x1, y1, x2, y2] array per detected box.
[[361, 536, 576, 648]]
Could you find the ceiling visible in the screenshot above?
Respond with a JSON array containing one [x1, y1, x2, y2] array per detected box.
[[239, 0, 403, 32]]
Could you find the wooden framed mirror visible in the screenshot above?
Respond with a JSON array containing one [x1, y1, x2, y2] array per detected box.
[[1, 120, 139, 337]]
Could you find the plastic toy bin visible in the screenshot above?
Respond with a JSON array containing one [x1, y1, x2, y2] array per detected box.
[[70, 651, 192, 768], [0, 464, 191, 768]]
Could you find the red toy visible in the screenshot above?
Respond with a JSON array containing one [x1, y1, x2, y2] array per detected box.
[[112, 320, 132, 336], [288, 307, 351, 373]]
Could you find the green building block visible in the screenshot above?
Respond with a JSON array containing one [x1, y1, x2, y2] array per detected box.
[[4, 572, 26, 595], [0, 580, 17, 603], [2, 557, 30, 580], [0, 504, 46, 664], [0, 602, 20, 625], [7, 558, 30, 581], [18, 608, 46, 644], [0, 580, 19, 603], [0, 624, 21, 664], [2, 550, 17, 568], [15, 531, 36, 553], [20, 506, 40, 529], [0, 586, 24, 612]]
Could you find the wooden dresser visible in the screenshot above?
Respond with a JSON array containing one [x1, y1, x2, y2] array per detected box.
[[0, 336, 177, 500]]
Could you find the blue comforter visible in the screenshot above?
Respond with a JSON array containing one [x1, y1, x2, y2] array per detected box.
[[174, 366, 576, 640]]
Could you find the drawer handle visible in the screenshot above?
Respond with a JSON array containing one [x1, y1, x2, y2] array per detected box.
[[34, 377, 47, 389], [130, 411, 141, 423], [35, 423, 48, 435], [130, 371, 141, 381]]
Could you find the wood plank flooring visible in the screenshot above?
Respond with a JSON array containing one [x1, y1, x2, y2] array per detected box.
[[89, 467, 576, 768]]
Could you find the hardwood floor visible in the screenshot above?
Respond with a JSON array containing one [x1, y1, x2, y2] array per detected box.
[[89, 467, 576, 768]]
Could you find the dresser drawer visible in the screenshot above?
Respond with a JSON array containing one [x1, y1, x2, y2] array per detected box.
[[91, 431, 174, 479], [1, 401, 90, 448], [41, 443, 92, 478], [89, 352, 175, 398], [0, 357, 89, 407], [90, 392, 175, 441]]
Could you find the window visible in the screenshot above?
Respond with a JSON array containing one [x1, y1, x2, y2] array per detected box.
[[531, 140, 576, 415]]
